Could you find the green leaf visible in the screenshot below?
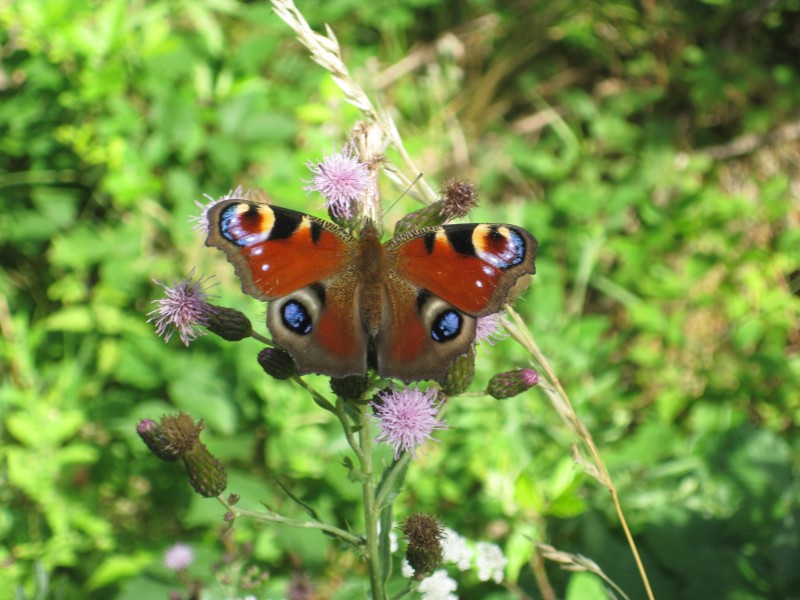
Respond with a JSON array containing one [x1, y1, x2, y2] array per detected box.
[[87, 552, 153, 590]]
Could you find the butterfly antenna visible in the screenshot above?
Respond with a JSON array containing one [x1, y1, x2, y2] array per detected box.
[[384, 173, 424, 217]]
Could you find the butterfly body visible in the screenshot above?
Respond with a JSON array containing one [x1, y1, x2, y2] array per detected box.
[[206, 199, 537, 382]]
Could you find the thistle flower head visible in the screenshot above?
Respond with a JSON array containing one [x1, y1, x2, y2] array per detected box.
[[474, 313, 508, 346], [148, 271, 214, 346], [304, 148, 372, 219], [440, 179, 478, 221], [164, 543, 195, 571], [371, 386, 448, 459], [402, 513, 445, 579]]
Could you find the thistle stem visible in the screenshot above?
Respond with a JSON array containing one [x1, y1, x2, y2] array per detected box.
[[217, 496, 362, 547], [357, 403, 386, 599]]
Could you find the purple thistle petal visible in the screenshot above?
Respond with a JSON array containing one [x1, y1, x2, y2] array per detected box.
[[163, 543, 195, 571], [474, 313, 508, 346], [371, 387, 448, 459], [147, 271, 214, 346], [304, 148, 371, 219]]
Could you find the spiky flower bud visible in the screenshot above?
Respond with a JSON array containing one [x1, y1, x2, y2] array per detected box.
[[138, 413, 227, 498], [440, 179, 478, 221], [159, 412, 204, 456], [487, 368, 539, 400], [257, 347, 297, 380], [205, 305, 252, 341], [330, 375, 370, 401], [442, 348, 476, 395], [137, 419, 179, 462], [182, 439, 228, 498], [401, 513, 445, 580], [394, 201, 447, 234]]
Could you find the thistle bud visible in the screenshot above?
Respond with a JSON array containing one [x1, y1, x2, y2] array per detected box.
[[401, 513, 444, 580], [137, 419, 179, 462], [330, 375, 370, 401], [394, 201, 447, 234], [257, 347, 297, 380], [205, 305, 253, 341], [487, 368, 539, 400], [159, 412, 203, 456], [182, 440, 228, 498], [440, 179, 478, 221], [138, 413, 227, 498], [442, 349, 475, 395]]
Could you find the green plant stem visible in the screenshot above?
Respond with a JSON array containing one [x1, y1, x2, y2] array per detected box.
[[249, 330, 272, 345], [389, 581, 415, 600], [356, 403, 386, 600], [293, 375, 337, 413], [335, 398, 366, 463], [216, 496, 362, 547]]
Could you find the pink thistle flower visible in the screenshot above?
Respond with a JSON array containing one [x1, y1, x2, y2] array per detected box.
[[190, 186, 244, 234], [164, 543, 194, 571], [148, 271, 214, 346], [371, 387, 448, 459], [304, 148, 371, 219], [474, 313, 508, 346]]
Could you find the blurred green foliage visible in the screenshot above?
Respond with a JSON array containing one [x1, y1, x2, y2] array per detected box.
[[1, 0, 799, 598]]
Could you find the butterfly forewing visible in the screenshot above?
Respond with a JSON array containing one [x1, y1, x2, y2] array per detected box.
[[388, 223, 537, 316], [206, 200, 354, 301]]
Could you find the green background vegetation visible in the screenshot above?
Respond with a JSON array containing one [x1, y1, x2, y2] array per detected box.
[[1, 0, 799, 598]]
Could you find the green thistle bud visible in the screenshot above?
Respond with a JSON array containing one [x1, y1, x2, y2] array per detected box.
[[442, 348, 476, 395], [330, 375, 370, 401], [139, 413, 227, 498], [257, 347, 297, 380], [136, 419, 179, 462], [401, 513, 444, 580], [487, 368, 539, 400], [181, 440, 228, 498], [205, 305, 253, 341], [394, 201, 447, 235]]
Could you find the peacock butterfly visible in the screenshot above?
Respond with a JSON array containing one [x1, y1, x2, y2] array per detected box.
[[205, 197, 537, 382]]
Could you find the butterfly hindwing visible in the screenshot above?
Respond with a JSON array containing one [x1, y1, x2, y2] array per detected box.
[[374, 278, 477, 382], [265, 275, 368, 377]]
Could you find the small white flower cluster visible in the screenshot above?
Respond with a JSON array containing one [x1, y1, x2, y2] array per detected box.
[[401, 527, 508, 599], [444, 529, 507, 583], [474, 541, 507, 584], [418, 570, 459, 600]]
